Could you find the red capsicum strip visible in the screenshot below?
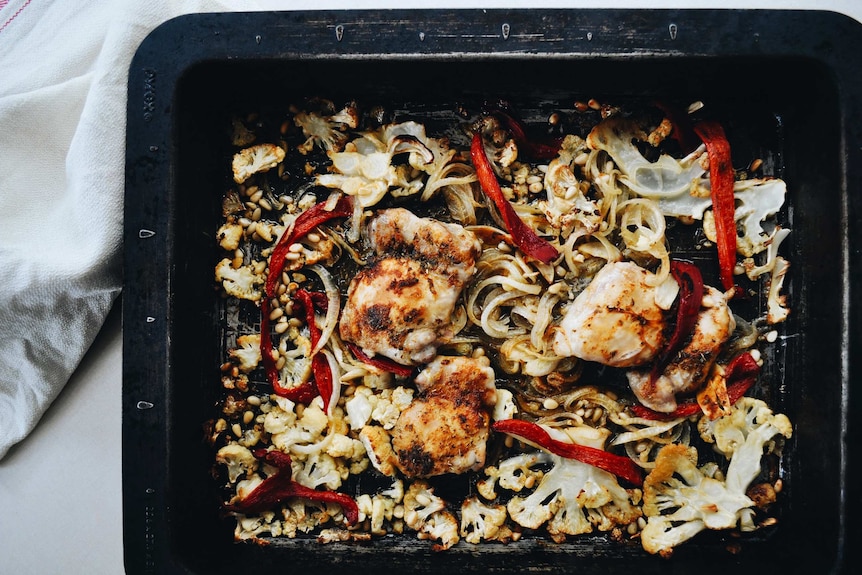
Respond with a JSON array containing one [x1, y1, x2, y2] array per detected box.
[[648, 259, 705, 384], [630, 351, 761, 421], [265, 195, 354, 298], [492, 418, 644, 486], [224, 449, 359, 524], [260, 299, 319, 403], [493, 110, 563, 160], [471, 133, 559, 264], [294, 289, 335, 413], [260, 195, 353, 400], [652, 101, 701, 155], [693, 121, 737, 292], [347, 342, 414, 378]]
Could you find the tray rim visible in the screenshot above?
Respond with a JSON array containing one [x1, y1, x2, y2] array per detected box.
[[122, 8, 862, 575]]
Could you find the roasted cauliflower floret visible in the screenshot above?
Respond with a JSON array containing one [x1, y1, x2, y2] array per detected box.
[[460, 496, 516, 544], [228, 334, 261, 373], [358, 425, 398, 476], [402, 480, 459, 549], [217, 222, 244, 251], [698, 396, 792, 496], [316, 121, 436, 207], [344, 385, 376, 430], [476, 451, 551, 500], [641, 444, 756, 557], [344, 384, 415, 433], [766, 256, 790, 324], [506, 451, 642, 542], [274, 323, 313, 395], [698, 396, 793, 461], [216, 443, 258, 483], [733, 179, 788, 258], [215, 258, 264, 302], [498, 425, 641, 542], [232, 143, 286, 184], [587, 116, 706, 199], [541, 134, 601, 237], [418, 508, 460, 550], [375, 387, 415, 429], [262, 396, 298, 435], [356, 479, 405, 535], [403, 480, 447, 530], [325, 432, 366, 460], [293, 101, 358, 154], [268, 400, 329, 453], [700, 179, 788, 261], [293, 451, 344, 491], [278, 498, 339, 538]]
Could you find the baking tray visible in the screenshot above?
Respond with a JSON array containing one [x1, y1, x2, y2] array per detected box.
[[123, 8, 862, 575]]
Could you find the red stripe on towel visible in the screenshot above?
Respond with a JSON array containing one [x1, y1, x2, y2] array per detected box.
[[0, 0, 34, 34]]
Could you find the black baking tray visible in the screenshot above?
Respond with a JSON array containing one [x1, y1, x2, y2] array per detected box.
[[123, 9, 862, 575]]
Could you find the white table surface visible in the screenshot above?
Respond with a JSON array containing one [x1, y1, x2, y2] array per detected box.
[[1, 1, 859, 573]]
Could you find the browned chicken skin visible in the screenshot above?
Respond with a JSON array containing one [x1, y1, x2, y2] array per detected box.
[[552, 259, 734, 413], [627, 285, 735, 413], [339, 208, 481, 365], [391, 355, 497, 478], [552, 261, 667, 368]]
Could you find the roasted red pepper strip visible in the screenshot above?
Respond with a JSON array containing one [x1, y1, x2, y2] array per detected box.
[[260, 195, 353, 399], [294, 289, 335, 413], [492, 418, 644, 486], [630, 351, 761, 421], [347, 342, 414, 378], [260, 298, 319, 403], [471, 133, 559, 264], [693, 121, 737, 292], [648, 260, 705, 384], [225, 449, 359, 524], [265, 195, 354, 298], [652, 101, 701, 155], [493, 109, 563, 161]]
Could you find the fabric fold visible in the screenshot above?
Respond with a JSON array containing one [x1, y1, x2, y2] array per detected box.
[[0, 0, 259, 459]]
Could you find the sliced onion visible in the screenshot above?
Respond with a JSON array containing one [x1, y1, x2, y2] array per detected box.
[[556, 386, 624, 417], [422, 161, 477, 200], [609, 417, 685, 446], [480, 289, 527, 339], [443, 184, 480, 225], [306, 264, 340, 357], [346, 193, 364, 243], [500, 334, 562, 377], [289, 431, 332, 455], [450, 304, 468, 336], [618, 198, 670, 286], [530, 290, 560, 351], [322, 227, 366, 266], [620, 199, 664, 247], [321, 348, 342, 417], [474, 274, 543, 296]]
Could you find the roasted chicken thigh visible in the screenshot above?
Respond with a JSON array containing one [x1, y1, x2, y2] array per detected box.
[[340, 208, 481, 365], [391, 355, 497, 477], [552, 261, 667, 368], [627, 285, 735, 412]]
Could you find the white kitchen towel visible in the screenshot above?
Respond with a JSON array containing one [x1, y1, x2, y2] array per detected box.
[[0, 0, 475, 462], [0, 0, 276, 460]]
